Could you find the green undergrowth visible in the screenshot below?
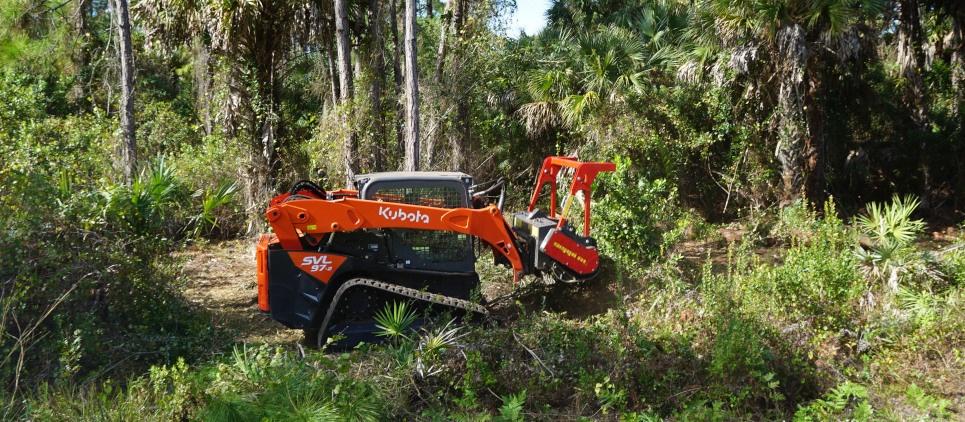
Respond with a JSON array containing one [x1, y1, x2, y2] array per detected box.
[[21, 199, 965, 420], [0, 72, 247, 416], [7, 197, 958, 420]]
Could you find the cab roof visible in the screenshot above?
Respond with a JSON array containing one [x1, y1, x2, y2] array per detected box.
[[354, 172, 472, 190]]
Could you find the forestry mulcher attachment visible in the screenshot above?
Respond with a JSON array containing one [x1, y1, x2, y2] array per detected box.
[[256, 156, 615, 347]]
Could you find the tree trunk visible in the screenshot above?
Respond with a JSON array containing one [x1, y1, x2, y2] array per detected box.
[[390, 0, 405, 157], [451, 0, 468, 172], [898, 0, 931, 209], [426, 0, 432, 17], [192, 38, 214, 136], [433, 1, 452, 84], [70, 0, 91, 104], [403, 0, 420, 171], [426, 0, 454, 169], [774, 24, 809, 203], [367, 0, 387, 171], [326, 34, 340, 110], [113, 0, 137, 185], [249, 10, 284, 233], [951, 12, 965, 209], [335, 0, 357, 186], [803, 68, 826, 205], [898, 0, 929, 126]]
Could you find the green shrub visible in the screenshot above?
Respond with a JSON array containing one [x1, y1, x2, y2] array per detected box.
[[0, 116, 217, 413], [170, 134, 246, 236], [201, 346, 384, 421], [594, 155, 681, 273], [793, 381, 873, 421], [729, 201, 863, 331], [939, 244, 965, 285], [136, 100, 202, 157]]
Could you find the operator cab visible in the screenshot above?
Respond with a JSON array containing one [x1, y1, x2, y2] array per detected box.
[[353, 172, 476, 274]]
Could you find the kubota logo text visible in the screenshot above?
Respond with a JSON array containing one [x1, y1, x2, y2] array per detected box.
[[378, 206, 430, 224], [301, 255, 334, 272]]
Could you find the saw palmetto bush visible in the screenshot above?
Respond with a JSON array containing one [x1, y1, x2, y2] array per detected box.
[[101, 158, 186, 236], [374, 301, 418, 342], [189, 181, 240, 238], [854, 195, 937, 292], [415, 319, 465, 379]]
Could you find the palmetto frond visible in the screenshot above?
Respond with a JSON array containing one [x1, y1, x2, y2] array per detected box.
[[374, 301, 417, 341], [854, 195, 937, 292], [856, 195, 925, 247], [518, 20, 662, 132]]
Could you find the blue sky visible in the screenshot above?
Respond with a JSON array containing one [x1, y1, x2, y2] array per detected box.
[[507, 0, 552, 37]]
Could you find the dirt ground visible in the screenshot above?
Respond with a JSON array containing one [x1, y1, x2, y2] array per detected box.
[[175, 241, 626, 347], [176, 240, 301, 345], [172, 225, 825, 348]]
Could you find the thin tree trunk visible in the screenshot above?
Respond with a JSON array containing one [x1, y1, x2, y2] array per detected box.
[[326, 37, 340, 109], [425, 0, 453, 169], [192, 38, 214, 136], [898, 0, 931, 209], [390, 0, 404, 157], [451, 0, 468, 171], [368, 0, 387, 171], [426, 0, 432, 17], [70, 0, 91, 104], [433, 1, 451, 84], [335, 0, 357, 186], [951, 13, 965, 209], [113, 0, 136, 184], [403, 0, 420, 171]]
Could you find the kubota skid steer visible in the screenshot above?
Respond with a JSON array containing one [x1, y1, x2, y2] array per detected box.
[[256, 156, 615, 347]]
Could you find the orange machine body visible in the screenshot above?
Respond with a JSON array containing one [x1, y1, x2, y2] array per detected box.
[[256, 234, 274, 312], [527, 156, 616, 237], [256, 157, 615, 346], [265, 198, 526, 281]]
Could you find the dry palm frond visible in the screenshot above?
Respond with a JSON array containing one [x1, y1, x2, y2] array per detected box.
[[517, 101, 562, 137]]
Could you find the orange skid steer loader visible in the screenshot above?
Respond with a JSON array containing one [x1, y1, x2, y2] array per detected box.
[[256, 156, 615, 347]]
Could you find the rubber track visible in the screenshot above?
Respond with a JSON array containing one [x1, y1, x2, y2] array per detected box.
[[316, 277, 488, 347]]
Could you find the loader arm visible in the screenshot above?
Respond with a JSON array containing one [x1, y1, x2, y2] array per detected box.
[[266, 198, 527, 281], [527, 156, 616, 237]]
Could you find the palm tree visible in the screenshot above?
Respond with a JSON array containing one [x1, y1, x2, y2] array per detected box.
[[680, 0, 885, 204], [518, 6, 671, 135], [138, 0, 311, 228]]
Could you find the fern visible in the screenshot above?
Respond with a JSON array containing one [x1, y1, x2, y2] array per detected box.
[[497, 390, 526, 422], [794, 381, 872, 421]]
